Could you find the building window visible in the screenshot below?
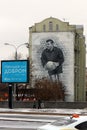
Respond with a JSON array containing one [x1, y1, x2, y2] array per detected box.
[[56, 24, 59, 31], [49, 21, 53, 31], [43, 24, 46, 32]]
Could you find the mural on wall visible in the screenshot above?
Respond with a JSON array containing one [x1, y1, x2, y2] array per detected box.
[[32, 32, 75, 101], [41, 39, 64, 81]]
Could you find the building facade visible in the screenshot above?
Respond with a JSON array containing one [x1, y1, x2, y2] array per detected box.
[[29, 17, 86, 102]]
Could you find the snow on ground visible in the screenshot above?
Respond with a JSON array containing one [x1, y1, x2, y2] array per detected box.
[[0, 108, 87, 115]]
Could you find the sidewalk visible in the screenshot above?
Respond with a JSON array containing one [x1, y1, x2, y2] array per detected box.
[[0, 108, 87, 115]]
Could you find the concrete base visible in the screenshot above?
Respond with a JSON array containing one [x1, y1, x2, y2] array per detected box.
[[0, 101, 87, 109]]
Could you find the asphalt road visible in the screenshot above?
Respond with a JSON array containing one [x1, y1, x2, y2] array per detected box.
[[0, 113, 62, 121], [0, 120, 46, 130], [0, 128, 36, 130], [0, 113, 61, 130]]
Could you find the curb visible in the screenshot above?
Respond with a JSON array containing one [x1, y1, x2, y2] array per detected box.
[[0, 111, 87, 116]]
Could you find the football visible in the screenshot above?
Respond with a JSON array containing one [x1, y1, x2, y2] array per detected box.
[[45, 61, 56, 71]]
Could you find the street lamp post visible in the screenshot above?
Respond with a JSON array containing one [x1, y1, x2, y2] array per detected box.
[[4, 43, 29, 101], [5, 43, 29, 60]]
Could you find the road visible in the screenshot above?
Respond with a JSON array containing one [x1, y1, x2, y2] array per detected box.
[[0, 113, 63, 130]]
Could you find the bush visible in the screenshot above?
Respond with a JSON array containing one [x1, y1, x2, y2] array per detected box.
[[34, 78, 65, 101]]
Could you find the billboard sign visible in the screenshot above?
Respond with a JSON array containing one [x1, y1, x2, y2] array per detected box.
[[1, 60, 29, 83]]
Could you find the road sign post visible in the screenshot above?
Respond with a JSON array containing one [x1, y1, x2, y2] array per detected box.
[[8, 83, 13, 109]]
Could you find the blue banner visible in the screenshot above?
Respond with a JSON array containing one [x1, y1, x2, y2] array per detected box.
[[1, 60, 29, 83]]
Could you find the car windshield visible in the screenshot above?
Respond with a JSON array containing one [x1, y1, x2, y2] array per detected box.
[[51, 118, 77, 126]]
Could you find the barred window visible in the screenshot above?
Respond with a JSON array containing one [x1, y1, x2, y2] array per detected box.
[[43, 24, 46, 32], [49, 21, 53, 31], [56, 24, 59, 31]]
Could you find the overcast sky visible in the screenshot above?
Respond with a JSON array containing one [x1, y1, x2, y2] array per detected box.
[[0, 0, 87, 61]]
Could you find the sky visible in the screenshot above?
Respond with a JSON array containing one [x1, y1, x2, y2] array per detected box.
[[0, 0, 87, 62]]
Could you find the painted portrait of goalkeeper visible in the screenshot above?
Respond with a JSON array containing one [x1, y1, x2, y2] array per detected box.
[[41, 39, 64, 81]]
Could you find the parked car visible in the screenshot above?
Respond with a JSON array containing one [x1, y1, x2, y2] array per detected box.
[[37, 114, 87, 130]]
